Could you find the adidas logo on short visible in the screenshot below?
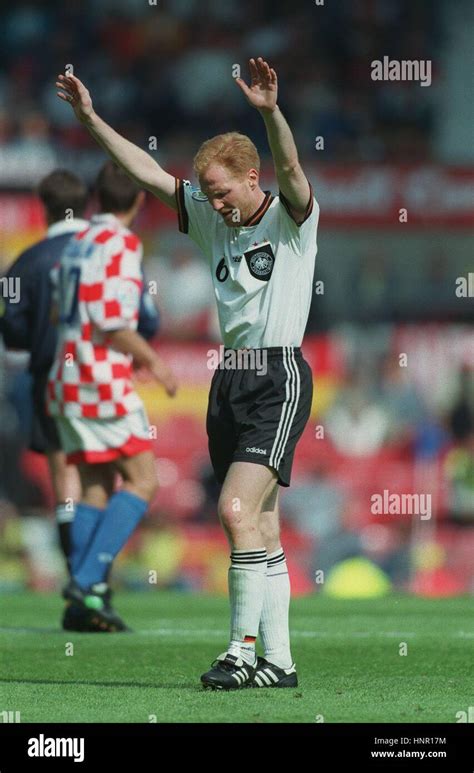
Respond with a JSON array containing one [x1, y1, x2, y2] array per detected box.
[[245, 447, 267, 455]]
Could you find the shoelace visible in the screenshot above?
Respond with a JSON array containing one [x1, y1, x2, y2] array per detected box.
[[213, 657, 242, 672]]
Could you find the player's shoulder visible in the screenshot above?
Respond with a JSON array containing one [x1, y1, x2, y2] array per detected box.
[[180, 179, 218, 218], [273, 186, 319, 210], [14, 234, 60, 263], [86, 216, 142, 252], [8, 234, 67, 277], [177, 178, 218, 238], [180, 179, 209, 203], [87, 216, 121, 243], [8, 240, 44, 271], [274, 185, 319, 228], [116, 225, 142, 253]]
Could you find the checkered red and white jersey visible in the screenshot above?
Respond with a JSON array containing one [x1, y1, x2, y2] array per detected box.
[[47, 214, 145, 419]]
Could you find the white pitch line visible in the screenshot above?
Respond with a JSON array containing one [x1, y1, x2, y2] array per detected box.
[[1, 628, 472, 639], [136, 629, 473, 639]]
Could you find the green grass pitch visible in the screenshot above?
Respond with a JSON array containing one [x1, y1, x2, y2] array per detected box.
[[0, 592, 472, 723]]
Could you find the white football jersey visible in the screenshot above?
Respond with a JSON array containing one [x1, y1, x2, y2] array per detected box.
[[175, 179, 319, 348]]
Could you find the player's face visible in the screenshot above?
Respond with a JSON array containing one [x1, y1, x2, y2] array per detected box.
[[199, 165, 257, 227]]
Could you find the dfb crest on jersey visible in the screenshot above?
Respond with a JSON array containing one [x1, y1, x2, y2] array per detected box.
[[244, 242, 275, 282]]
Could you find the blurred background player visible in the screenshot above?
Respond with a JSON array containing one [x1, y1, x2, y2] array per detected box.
[[55, 58, 318, 686], [1, 167, 161, 624], [47, 161, 177, 632], [1, 171, 89, 578]]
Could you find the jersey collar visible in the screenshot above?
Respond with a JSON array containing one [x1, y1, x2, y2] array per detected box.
[[46, 218, 89, 238], [90, 213, 124, 228], [240, 190, 273, 228]]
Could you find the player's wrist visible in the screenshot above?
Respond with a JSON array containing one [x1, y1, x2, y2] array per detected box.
[[80, 108, 97, 127], [258, 104, 279, 118]]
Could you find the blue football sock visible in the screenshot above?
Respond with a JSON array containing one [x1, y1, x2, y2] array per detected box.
[[70, 503, 103, 575], [74, 491, 148, 589]]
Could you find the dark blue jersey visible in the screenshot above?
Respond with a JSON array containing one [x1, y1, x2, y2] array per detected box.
[[137, 284, 160, 341], [1, 225, 160, 375], [1, 231, 75, 375]]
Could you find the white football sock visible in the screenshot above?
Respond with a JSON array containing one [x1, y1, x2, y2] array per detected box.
[[228, 548, 267, 665], [258, 548, 293, 669]]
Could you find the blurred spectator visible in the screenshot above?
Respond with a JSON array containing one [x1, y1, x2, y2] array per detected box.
[[151, 246, 215, 339], [325, 369, 391, 456], [283, 463, 346, 543], [350, 248, 397, 323], [377, 354, 427, 445], [449, 367, 474, 442], [13, 112, 56, 162], [444, 432, 474, 525], [0, 112, 13, 146]]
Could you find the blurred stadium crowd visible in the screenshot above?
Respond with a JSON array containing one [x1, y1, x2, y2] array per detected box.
[[0, 0, 473, 596], [0, 0, 441, 167]]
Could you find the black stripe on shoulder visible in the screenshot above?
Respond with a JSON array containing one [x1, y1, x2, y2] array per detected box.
[[175, 178, 189, 234], [279, 181, 314, 227]]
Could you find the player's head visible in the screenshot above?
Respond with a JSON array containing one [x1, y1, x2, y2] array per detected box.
[[37, 170, 88, 226], [194, 132, 262, 227], [95, 161, 145, 225]]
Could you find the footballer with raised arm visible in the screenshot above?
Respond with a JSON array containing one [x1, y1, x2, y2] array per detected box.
[[56, 57, 319, 688]]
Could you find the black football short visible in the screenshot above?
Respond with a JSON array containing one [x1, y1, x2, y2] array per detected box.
[[30, 372, 61, 454], [206, 346, 313, 487]]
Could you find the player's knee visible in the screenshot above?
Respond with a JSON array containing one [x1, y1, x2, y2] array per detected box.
[[218, 499, 258, 538], [118, 452, 159, 503], [218, 498, 239, 529], [125, 466, 158, 503], [133, 476, 159, 503]]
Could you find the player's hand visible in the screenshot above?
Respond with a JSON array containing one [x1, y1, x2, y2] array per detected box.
[[56, 73, 95, 124], [235, 57, 278, 112], [150, 358, 178, 398]]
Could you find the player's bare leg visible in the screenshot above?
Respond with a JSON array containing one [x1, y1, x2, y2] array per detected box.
[[201, 462, 276, 689], [47, 450, 81, 504], [78, 462, 116, 509], [46, 450, 81, 573], [72, 452, 157, 592], [255, 485, 298, 686], [64, 455, 157, 633], [259, 483, 280, 553], [70, 462, 115, 578], [113, 450, 158, 502], [61, 462, 117, 631], [218, 461, 276, 547]]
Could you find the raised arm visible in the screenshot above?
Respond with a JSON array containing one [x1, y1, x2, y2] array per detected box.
[[56, 73, 177, 211], [235, 58, 311, 221]]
